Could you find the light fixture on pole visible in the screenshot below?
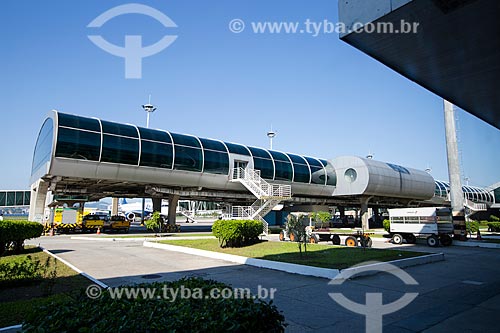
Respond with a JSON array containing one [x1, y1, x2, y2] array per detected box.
[[140, 95, 157, 227], [267, 127, 276, 150], [142, 94, 157, 128]]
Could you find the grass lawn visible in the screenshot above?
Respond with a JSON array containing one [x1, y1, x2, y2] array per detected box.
[[0, 247, 90, 328], [159, 239, 424, 269]]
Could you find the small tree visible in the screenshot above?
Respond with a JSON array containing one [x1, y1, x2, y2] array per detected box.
[[145, 211, 162, 234], [286, 214, 309, 256], [383, 219, 390, 232]]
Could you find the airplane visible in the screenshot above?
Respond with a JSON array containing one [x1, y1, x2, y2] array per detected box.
[[111, 198, 154, 221]]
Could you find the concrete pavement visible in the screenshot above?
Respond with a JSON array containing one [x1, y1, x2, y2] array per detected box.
[[28, 235, 500, 332]]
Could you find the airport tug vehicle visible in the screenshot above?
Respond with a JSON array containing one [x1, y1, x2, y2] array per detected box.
[[388, 207, 454, 247]]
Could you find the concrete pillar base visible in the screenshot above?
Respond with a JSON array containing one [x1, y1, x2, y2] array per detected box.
[[168, 195, 179, 225], [360, 197, 372, 230], [152, 198, 162, 213], [111, 198, 119, 216], [29, 180, 49, 223]]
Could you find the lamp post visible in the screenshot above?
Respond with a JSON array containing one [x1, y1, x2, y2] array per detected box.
[[141, 95, 156, 226], [142, 95, 157, 128], [267, 128, 276, 150]]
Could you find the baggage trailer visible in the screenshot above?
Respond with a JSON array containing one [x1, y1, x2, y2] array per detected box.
[[388, 207, 454, 247], [279, 226, 373, 248]]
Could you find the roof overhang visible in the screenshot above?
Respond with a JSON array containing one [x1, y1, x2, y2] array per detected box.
[[338, 0, 500, 129]]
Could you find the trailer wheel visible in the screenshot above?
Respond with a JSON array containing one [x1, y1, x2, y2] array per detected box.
[[279, 230, 286, 242], [289, 231, 298, 242], [405, 234, 417, 244], [392, 234, 403, 245], [440, 234, 453, 247], [427, 235, 439, 247], [345, 236, 358, 247], [309, 234, 319, 244], [331, 234, 341, 246]]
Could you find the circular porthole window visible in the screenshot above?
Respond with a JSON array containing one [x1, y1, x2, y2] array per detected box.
[[344, 168, 357, 183]]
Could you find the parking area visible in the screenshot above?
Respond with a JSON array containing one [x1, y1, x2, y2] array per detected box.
[[27, 234, 500, 332]]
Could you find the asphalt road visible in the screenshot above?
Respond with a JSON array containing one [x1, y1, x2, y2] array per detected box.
[[28, 235, 500, 332]]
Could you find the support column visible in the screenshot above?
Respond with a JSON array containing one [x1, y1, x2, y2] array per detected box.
[[444, 100, 466, 240], [373, 208, 381, 227], [338, 207, 345, 225], [167, 195, 179, 225], [29, 180, 49, 222], [152, 197, 162, 213], [111, 198, 119, 216], [360, 197, 372, 230]]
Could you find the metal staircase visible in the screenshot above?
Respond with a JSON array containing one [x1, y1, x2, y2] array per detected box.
[[464, 198, 487, 212], [231, 167, 292, 235], [178, 207, 198, 223], [464, 196, 488, 221]]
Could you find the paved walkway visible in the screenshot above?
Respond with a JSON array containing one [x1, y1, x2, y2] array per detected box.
[[29, 236, 500, 332]]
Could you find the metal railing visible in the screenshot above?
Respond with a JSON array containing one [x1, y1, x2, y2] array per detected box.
[[232, 167, 291, 199], [230, 167, 291, 235], [464, 198, 487, 212]]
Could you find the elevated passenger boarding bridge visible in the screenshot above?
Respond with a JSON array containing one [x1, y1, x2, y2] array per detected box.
[[29, 111, 497, 231]]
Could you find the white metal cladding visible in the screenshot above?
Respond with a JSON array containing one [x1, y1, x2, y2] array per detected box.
[[331, 156, 435, 200]]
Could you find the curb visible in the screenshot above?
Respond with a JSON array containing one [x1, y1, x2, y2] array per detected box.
[[453, 240, 500, 249], [40, 246, 108, 289], [143, 241, 444, 280], [0, 324, 22, 332], [337, 253, 445, 280], [71, 236, 215, 242]]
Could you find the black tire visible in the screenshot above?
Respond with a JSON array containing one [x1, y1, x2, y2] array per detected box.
[[364, 237, 373, 248], [289, 231, 298, 242], [392, 234, 403, 245], [405, 234, 417, 244], [309, 234, 320, 244], [279, 230, 285, 242], [331, 234, 341, 246], [427, 235, 439, 247], [345, 236, 358, 247], [440, 234, 453, 247]]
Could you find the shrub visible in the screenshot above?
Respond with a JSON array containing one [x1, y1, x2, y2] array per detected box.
[[383, 219, 390, 232], [145, 211, 162, 233], [487, 222, 500, 232], [23, 277, 286, 332], [212, 220, 263, 247], [490, 215, 500, 222], [0, 255, 42, 287], [311, 211, 332, 228], [466, 221, 480, 235], [0, 220, 44, 255]]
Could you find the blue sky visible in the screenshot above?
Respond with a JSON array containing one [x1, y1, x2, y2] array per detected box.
[[1, 0, 499, 190]]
